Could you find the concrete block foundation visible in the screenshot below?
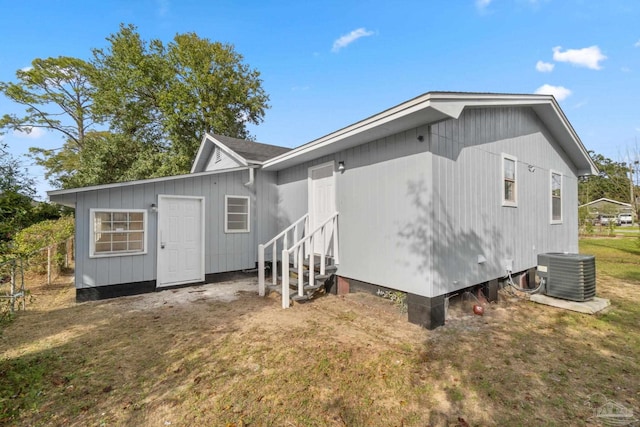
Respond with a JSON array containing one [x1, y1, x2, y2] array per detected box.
[[407, 293, 445, 330]]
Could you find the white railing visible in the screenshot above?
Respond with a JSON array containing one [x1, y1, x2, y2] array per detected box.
[[281, 212, 339, 309], [258, 214, 309, 297]]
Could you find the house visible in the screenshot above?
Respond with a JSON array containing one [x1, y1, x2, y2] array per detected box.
[[48, 135, 290, 300], [49, 92, 598, 329], [579, 198, 634, 222]]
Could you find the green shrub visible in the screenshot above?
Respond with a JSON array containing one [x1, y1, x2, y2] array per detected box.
[[10, 217, 74, 274], [585, 220, 594, 235], [13, 217, 74, 257]]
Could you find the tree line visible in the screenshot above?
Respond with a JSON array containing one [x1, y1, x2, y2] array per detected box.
[[0, 143, 61, 254], [0, 24, 269, 255], [580, 151, 639, 208], [0, 23, 269, 190]]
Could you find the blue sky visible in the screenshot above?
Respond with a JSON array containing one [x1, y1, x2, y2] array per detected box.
[[0, 0, 638, 198]]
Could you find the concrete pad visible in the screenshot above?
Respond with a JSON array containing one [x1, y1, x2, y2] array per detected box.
[[114, 278, 259, 311], [530, 294, 610, 314]]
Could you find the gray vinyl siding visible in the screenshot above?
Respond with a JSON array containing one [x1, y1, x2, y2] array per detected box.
[[276, 164, 309, 227], [204, 147, 243, 171], [74, 170, 261, 289], [428, 107, 578, 296], [276, 106, 580, 298], [255, 170, 279, 245], [277, 125, 435, 297], [336, 128, 434, 296]]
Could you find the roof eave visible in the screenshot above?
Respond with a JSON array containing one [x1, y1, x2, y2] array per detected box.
[[263, 93, 449, 171], [209, 134, 249, 166], [263, 92, 599, 175], [579, 198, 632, 208], [47, 166, 252, 205], [533, 98, 599, 176], [190, 133, 251, 173], [190, 134, 211, 173]]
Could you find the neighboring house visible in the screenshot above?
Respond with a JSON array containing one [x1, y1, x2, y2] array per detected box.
[[49, 92, 598, 329], [579, 198, 634, 220]]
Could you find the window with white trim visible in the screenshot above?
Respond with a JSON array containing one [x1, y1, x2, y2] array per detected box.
[[551, 170, 562, 223], [90, 209, 147, 257], [225, 196, 250, 233], [502, 154, 517, 207]]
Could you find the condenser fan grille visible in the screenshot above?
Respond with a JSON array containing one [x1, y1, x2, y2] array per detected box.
[[537, 253, 596, 302]]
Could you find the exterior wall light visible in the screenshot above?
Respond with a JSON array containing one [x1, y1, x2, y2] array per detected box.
[[338, 161, 346, 173]]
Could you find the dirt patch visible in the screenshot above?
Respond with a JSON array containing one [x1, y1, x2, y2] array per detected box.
[[110, 279, 260, 311]]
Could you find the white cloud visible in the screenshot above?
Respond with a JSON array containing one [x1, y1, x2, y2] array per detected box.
[[13, 127, 46, 139], [573, 100, 588, 109], [534, 84, 572, 101], [635, 39, 640, 48], [621, 66, 631, 72], [332, 28, 374, 52], [476, 0, 492, 10], [536, 60, 554, 72], [157, 0, 169, 16], [20, 66, 33, 72], [552, 45, 607, 70]]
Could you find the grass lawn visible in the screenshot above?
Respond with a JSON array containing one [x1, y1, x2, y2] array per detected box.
[[1, 237, 639, 426], [580, 235, 640, 282]]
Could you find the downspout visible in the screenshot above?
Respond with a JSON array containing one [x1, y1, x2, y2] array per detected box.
[[244, 167, 255, 187]]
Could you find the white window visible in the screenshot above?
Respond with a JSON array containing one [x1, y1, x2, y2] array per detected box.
[[551, 170, 562, 223], [502, 154, 517, 207], [90, 209, 147, 257], [225, 196, 250, 233]]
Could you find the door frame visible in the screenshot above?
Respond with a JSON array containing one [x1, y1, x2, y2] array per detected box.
[[307, 161, 336, 254], [307, 161, 337, 225], [156, 194, 206, 288]]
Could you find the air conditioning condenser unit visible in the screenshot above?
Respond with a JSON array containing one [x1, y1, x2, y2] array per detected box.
[[536, 253, 596, 302]]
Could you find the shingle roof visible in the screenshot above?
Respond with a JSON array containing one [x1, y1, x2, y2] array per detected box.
[[211, 134, 291, 162]]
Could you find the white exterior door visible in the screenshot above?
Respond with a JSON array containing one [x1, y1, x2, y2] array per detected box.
[[308, 162, 336, 254], [157, 195, 205, 288]]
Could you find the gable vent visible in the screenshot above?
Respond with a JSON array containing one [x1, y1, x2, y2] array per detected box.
[[214, 147, 222, 163]]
